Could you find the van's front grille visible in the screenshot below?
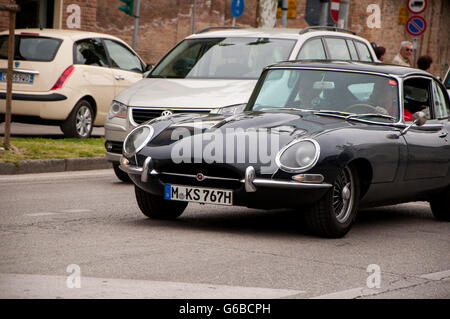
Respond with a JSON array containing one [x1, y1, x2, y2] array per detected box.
[[131, 108, 210, 125]]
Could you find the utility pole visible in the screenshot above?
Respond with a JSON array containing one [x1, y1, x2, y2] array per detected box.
[[132, 0, 141, 49], [281, 0, 288, 27], [192, 0, 197, 34], [0, 1, 20, 149]]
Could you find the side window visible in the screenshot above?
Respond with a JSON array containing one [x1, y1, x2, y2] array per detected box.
[[297, 38, 326, 60], [346, 40, 359, 61], [324, 38, 351, 60], [432, 80, 449, 119], [74, 38, 108, 67], [103, 39, 143, 73], [403, 77, 432, 121], [354, 41, 373, 62]]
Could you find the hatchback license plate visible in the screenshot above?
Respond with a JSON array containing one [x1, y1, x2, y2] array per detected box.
[[164, 184, 233, 206], [0, 72, 34, 84]]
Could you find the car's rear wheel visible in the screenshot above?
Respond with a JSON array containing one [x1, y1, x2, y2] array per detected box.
[[429, 186, 450, 221], [135, 185, 187, 219], [303, 165, 360, 238], [60, 99, 94, 138], [113, 163, 132, 183]]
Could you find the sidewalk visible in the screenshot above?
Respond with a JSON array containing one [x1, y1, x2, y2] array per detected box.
[[0, 157, 112, 175]]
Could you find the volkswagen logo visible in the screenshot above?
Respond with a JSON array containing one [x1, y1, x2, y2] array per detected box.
[[161, 110, 173, 117], [196, 173, 205, 182]]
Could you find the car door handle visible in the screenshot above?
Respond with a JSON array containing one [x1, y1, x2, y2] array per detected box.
[[439, 131, 448, 138], [114, 75, 125, 80]]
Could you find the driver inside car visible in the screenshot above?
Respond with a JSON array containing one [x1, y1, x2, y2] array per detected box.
[[368, 79, 399, 118]]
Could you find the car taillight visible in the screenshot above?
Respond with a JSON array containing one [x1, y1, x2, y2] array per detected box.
[[51, 65, 74, 90]]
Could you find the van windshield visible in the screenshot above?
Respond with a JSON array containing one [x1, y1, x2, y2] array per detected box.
[[0, 35, 62, 61], [149, 37, 295, 79]]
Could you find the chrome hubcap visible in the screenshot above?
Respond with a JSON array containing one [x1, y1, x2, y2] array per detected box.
[[76, 105, 92, 137], [332, 167, 354, 224]]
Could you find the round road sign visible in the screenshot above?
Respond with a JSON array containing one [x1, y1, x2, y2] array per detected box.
[[407, 0, 427, 14], [406, 16, 427, 36]]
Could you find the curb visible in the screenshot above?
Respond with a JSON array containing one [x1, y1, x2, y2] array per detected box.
[[0, 157, 112, 175]]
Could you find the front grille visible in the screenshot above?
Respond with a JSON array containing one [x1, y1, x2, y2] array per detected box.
[[131, 108, 210, 125], [157, 163, 242, 189]]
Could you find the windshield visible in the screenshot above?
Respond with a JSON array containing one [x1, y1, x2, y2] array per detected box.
[[149, 37, 295, 79], [0, 35, 62, 61], [248, 69, 400, 121]]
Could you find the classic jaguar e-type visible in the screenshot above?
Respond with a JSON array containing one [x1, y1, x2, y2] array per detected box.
[[120, 61, 450, 237]]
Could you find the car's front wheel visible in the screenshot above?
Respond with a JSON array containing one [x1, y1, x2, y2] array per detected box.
[[429, 186, 450, 221], [60, 99, 94, 138], [303, 165, 360, 238], [135, 186, 187, 219], [113, 163, 132, 183]]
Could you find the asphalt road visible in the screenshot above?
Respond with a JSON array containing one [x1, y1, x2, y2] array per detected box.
[[0, 169, 449, 299], [0, 122, 104, 138]]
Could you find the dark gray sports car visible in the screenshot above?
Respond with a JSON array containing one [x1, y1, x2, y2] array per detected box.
[[120, 61, 450, 237]]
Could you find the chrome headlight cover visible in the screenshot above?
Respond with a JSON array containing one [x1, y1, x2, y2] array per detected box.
[[123, 125, 154, 157], [275, 138, 320, 173], [108, 101, 128, 120]]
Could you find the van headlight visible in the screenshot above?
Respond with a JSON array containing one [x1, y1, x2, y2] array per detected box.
[[275, 139, 320, 173], [108, 101, 128, 120], [123, 125, 154, 157]]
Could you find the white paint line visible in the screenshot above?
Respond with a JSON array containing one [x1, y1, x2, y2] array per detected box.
[[61, 209, 92, 214], [310, 287, 380, 299], [311, 269, 450, 299], [26, 212, 59, 217], [0, 273, 305, 299], [0, 169, 113, 184], [419, 270, 450, 281]]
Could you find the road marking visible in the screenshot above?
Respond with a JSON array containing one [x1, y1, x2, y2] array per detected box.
[[311, 269, 450, 299], [419, 270, 450, 281], [26, 212, 59, 217], [0, 273, 305, 299], [0, 169, 113, 184]]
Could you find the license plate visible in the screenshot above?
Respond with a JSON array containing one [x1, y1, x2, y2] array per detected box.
[[0, 72, 34, 84], [164, 184, 233, 206]]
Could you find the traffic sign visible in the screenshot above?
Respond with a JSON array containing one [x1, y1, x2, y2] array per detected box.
[[230, 0, 244, 18], [407, 0, 427, 14], [330, 0, 340, 23], [406, 15, 426, 36]]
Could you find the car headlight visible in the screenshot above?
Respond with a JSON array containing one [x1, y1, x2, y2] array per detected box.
[[123, 125, 154, 157], [275, 138, 320, 173], [108, 101, 128, 120]]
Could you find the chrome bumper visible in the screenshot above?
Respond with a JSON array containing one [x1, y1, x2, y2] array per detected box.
[[120, 156, 333, 191]]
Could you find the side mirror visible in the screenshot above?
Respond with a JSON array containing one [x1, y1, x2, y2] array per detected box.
[[412, 111, 427, 126], [401, 111, 427, 135]]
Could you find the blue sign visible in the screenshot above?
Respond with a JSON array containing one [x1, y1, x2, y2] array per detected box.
[[406, 16, 426, 36], [231, 0, 244, 18]]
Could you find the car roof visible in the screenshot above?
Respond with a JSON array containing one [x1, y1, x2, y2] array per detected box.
[[187, 27, 369, 42], [266, 60, 434, 78], [0, 28, 123, 42]]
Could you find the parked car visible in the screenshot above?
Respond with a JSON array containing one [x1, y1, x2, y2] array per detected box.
[[105, 26, 379, 182], [0, 29, 149, 138], [444, 67, 450, 96], [119, 61, 450, 238]]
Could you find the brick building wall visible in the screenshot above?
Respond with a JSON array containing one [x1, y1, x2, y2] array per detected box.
[[0, 0, 448, 77]]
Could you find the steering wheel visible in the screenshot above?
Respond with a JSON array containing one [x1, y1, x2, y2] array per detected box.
[[344, 103, 384, 114]]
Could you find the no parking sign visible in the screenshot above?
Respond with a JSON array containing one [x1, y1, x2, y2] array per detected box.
[[406, 15, 427, 36]]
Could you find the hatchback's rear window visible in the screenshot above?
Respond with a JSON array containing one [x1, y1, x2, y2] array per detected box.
[[0, 35, 62, 61]]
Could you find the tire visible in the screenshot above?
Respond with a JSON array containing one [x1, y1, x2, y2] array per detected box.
[[113, 163, 132, 183], [429, 187, 450, 221], [303, 165, 360, 238], [135, 185, 187, 220], [60, 99, 94, 138]]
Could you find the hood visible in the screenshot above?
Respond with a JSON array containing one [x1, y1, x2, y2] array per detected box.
[[141, 111, 353, 175], [115, 78, 258, 109]]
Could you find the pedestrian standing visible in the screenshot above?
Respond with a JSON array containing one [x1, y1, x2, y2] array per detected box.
[[417, 55, 433, 72], [391, 41, 413, 67]]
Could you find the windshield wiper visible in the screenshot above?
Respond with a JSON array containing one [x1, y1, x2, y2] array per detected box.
[[346, 113, 396, 121], [259, 107, 304, 112], [314, 110, 355, 117]]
